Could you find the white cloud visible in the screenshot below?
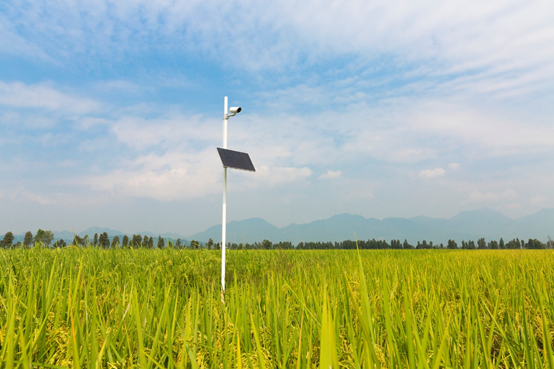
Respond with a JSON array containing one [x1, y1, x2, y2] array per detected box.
[[389, 148, 437, 164], [319, 170, 342, 179], [530, 195, 547, 204], [0, 82, 101, 114], [0, 16, 51, 60], [82, 143, 312, 200], [92, 80, 141, 92], [404, 100, 554, 153], [252, 166, 312, 187], [0, 111, 20, 125], [10, 190, 56, 205], [6, 0, 554, 94], [419, 168, 446, 178], [84, 149, 220, 201], [468, 190, 516, 203], [343, 189, 374, 201], [108, 114, 216, 150], [448, 163, 460, 171]]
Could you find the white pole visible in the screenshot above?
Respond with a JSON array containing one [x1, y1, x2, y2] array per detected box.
[[221, 96, 228, 292]]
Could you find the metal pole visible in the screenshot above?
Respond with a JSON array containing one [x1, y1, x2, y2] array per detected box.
[[221, 96, 228, 292]]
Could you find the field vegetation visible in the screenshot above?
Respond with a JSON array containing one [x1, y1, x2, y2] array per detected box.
[[1, 247, 553, 368]]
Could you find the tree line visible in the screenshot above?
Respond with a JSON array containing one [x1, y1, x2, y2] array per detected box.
[[2, 229, 552, 250], [228, 237, 553, 250], [0, 230, 205, 250]]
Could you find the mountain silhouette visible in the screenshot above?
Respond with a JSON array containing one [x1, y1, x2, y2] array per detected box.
[[187, 208, 554, 244], [8, 207, 552, 245]]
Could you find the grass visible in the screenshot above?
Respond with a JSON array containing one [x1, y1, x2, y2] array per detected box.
[[0, 247, 553, 368]]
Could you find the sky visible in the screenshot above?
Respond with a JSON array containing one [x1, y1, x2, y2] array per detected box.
[[1, 0, 554, 236]]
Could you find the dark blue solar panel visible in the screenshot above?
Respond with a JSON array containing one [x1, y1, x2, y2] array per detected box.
[[217, 148, 255, 172]]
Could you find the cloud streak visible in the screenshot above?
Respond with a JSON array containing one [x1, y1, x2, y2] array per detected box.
[[419, 168, 446, 179], [4, 0, 554, 86], [0, 82, 101, 114], [319, 170, 342, 179]]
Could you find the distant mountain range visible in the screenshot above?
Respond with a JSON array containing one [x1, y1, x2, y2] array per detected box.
[[7, 208, 554, 245], [187, 208, 554, 245]]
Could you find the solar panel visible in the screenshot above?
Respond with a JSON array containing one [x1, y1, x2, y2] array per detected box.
[[217, 148, 255, 172]]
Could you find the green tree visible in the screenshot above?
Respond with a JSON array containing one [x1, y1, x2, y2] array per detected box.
[[149, 237, 154, 248], [190, 240, 200, 249], [73, 235, 84, 246], [477, 238, 487, 249], [143, 235, 149, 248], [111, 235, 120, 248], [98, 233, 105, 248], [2, 232, 15, 248], [122, 235, 129, 248], [23, 231, 33, 248], [506, 238, 520, 249], [34, 229, 54, 247], [499, 238, 505, 249], [53, 239, 67, 248], [447, 239, 458, 249], [489, 240, 499, 249], [403, 239, 413, 249], [207, 238, 214, 250], [157, 236, 165, 249], [527, 239, 545, 249], [175, 239, 182, 248], [93, 233, 99, 247], [98, 232, 110, 248], [261, 239, 272, 250], [390, 240, 402, 249], [132, 234, 142, 248]]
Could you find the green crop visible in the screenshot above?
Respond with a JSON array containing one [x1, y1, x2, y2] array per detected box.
[[0, 247, 553, 368]]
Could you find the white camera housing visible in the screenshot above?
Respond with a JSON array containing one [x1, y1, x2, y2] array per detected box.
[[229, 107, 242, 114]]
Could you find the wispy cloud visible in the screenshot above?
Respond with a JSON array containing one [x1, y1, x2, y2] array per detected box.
[[319, 170, 342, 179], [448, 163, 460, 171], [467, 190, 516, 203], [249, 166, 312, 188], [4, 0, 554, 86], [530, 195, 547, 205], [83, 149, 220, 201], [419, 168, 446, 179], [0, 82, 101, 114], [0, 15, 51, 60]]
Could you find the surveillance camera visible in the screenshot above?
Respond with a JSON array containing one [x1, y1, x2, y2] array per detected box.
[[229, 107, 242, 114]]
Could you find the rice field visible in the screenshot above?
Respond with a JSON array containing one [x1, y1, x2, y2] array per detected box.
[[1, 247, 553, 368]]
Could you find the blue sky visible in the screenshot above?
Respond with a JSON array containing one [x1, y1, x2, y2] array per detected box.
[[1, 0, 554, 236]]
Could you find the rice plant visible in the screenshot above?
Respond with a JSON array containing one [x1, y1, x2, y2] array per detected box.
[[0, 247, 553, 368]]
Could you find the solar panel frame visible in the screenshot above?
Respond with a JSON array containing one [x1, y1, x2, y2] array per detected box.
[[217, 148, 256, 172]]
